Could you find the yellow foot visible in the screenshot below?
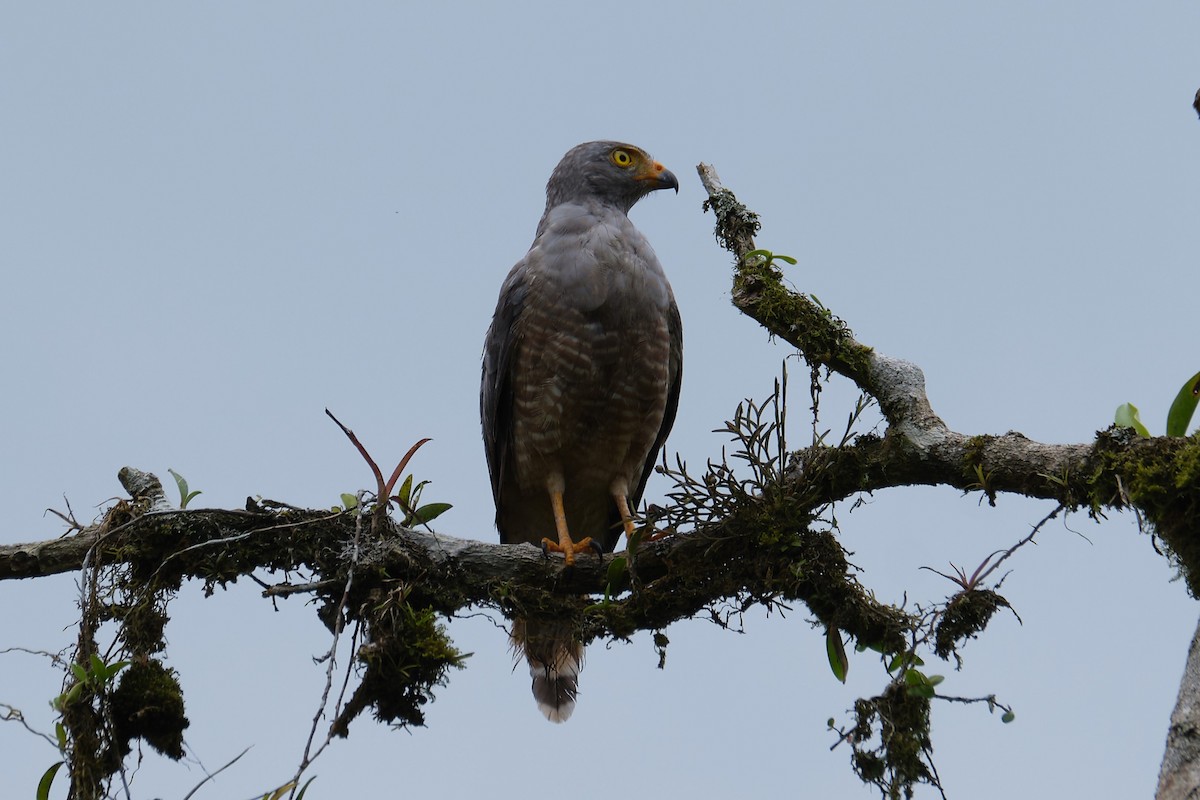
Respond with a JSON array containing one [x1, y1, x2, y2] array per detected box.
[[540, 535, 600, 568]]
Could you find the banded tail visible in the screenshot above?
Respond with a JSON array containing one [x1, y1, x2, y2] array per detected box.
[[511, 618, 583, 723]]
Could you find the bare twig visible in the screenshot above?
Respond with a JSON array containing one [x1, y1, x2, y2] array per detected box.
[[0, 703, 58, 747], [179, 746, 252, 800], [288, 492, 367, 797]]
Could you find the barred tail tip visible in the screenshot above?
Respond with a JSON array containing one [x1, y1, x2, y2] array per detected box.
[[531, 659, 580, 723], [512, 619, 583, 723]]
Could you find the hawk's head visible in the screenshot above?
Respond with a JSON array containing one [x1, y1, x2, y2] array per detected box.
[[545, 141, 679, 213]]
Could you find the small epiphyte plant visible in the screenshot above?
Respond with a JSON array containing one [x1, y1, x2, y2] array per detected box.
[[1115, 370, 1200, 437]]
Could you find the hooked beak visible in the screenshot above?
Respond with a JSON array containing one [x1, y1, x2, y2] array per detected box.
[[636, 160, 679, 194]]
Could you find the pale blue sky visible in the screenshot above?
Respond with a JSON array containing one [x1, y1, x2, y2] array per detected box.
[[3, 3, 1198, 798]]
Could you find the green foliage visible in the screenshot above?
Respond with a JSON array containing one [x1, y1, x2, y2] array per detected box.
[[49, 652, 134, 797], [1114, 403, 1151, 437], [323, 413, 453, 526], [827, 626, 849, 683], [1115, 370, 1200, 437], [259, 777, 316, 800], [902, 668, 944, 700], [166, 468, 202, 509], [585, 556, 629, 611], [36, 762, 63, 800], [1167, 371, 1200, 437], [743, 248, 798, 269], [392, 473, 452, 527], [54, 655, 129, 712]]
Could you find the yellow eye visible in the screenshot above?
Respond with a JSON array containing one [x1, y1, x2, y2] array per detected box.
[[610, 148, 633, 167]]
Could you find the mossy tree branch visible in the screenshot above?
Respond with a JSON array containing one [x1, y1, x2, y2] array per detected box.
[[698, 162, 1200, 593], [4, 167, 1198, 799]]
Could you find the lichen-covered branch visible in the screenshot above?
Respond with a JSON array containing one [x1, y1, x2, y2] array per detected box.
[[0, 467, 911, 648], [6, 167, 1199, 800], [696, 164, 1200, 797], [698, 163, 935, 431], [697, 163, 1200, 595]]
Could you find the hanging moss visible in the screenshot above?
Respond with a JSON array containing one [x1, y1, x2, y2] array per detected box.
[[849, 681, 935, 799], [332, 586, 467, 734], [109, 659, 189, 760], [1090, 430, 1200, 594], [934, 589, 1011, 663]]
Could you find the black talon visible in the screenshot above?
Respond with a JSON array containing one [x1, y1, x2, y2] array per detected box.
[[588, 539, 605, 558], [540, 541, 551, 559]]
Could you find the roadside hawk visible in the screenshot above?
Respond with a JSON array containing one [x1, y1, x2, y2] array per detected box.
[[480, 141, 682, 722]]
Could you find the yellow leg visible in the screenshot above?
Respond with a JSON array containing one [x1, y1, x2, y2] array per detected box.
[[540, 489, 595, 568], [614, 493, 667, 544], [614, 493, 638, 541]]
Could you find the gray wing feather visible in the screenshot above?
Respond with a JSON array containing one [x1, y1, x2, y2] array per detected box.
[[620, 295, 683, 539], [480, 261, 528, 542]]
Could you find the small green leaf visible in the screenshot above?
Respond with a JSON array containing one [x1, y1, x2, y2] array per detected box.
[[1115, 403, 1151, 437], [412, 502, 452, 524], [339, 493, 358, 510], [742, 249, 797, 269], [89, 653, 106, 679], [600, 556, 629, 604], [396, 474, 414, 507], [1001, 710, 1015, 723], [265, 782, 296, 800], [927, 674, 945, 687], [826, 627, 849, 683], [1166, 370, 1200, 437], [168, 468, 203, 508], [606, 556, 628, 588], [69, 663, 87, 684], [62, 683, 84, 707], [295, 776, 317, 800], [37, 761, 63, 800], [907, 682, 936, 699], [55, 721, 67, 751], [101, 660, 130, 683], [168, 468, 189, 499], [903, 668, 938, 698], [627, 527, 646, 552]]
